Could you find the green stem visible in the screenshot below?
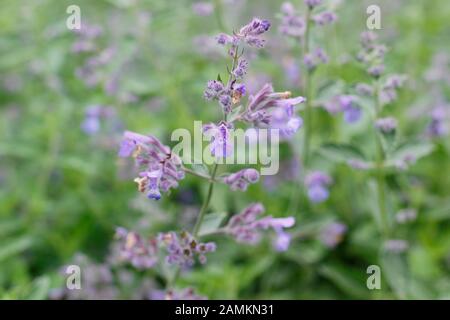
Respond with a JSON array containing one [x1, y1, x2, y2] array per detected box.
[[193, 163, 219, 237], [302, 6, 313, 167], [213, 0, 226, 31], [374, 80, 389, 236]]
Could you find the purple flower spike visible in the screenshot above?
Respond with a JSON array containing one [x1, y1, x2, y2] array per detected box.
[[223, 168, 260, 191], [203, 122, 233, 158], [115, 228, 159, 269], [375, 117, 398, 133], [159, 231, 216, 268], [319, 222, 347, 248], [224, 203, 295, 247], [119, 131, 184, 200], [305, 171, 332, 203]]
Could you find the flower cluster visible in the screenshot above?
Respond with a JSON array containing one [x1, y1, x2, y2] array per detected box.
[[324, 95, 362, 123], [427, 104, 448, 137], [216, 17, 271, 49], [115, 227, 159, 269], [223, 168, 260, 191], [81, 105, 115, 135], [375, 117, 398, 133], [279, 2, 305, 39], [159, 231, 216, 267], [357, 31, 387, 78], [319, 222, 347, 248], [223, 203, 295, 249], [118, 131, 184, 200], [305, 171, 332, 203]]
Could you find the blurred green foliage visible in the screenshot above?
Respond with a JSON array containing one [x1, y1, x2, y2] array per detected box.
[[0, 0, 449, 299]]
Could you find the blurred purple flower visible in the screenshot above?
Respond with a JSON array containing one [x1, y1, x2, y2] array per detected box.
[[224, 203, 295, 247], [118, 131, 184, 200], [203, 121, 234, 158], [319, 222, 347, 248], [223, 168, 260, 191], [305, 171, 332, 203], [159, 231, 216, 267], [192, 2, 214, 16], [115, 228, 159, 269]]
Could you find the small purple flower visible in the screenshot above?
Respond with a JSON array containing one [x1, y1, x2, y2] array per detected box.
[[203, 80, 225, 100], [273, 229, 292, 252], [279, 3, 305, 38], [368, 64, 385, 78], [395, 208, 417, 224], [159, 231, 216, 267], [303, 48, 328, 71], [427, 105, 448, 137], [192, 2, 214, 16], [224, 203, 295, 246], [375, 117, 398, 133], [355, 83, 374, 96], [312, 11, 337, 26], [203, 121, 234, 158], [305, 0, 322, 8], [118, 131, 184, 200], [319, 222, 347, 248], [338, 95, 362, 123], [232, 59, 249, 78], [242, 83, 305, 136], [216, 17, 271, 50], [115, 228, 159, 269], [305, 171, 332, 203], [223, 168, 260, 191], [384, 239, 409, 253], [163, 288, 207, 300]]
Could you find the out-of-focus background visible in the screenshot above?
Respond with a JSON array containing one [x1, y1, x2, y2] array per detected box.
[[1, 0, 450, 299]]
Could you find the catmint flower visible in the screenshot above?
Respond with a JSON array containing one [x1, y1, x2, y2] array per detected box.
[[81, 105, 114, 135], [312, 11, 337, 26], [355, 83, 374, 96], [163, 288, 207, 300], [303, 48, 328, 71], [360, 31, 378, 49], [159, 231, 216, 267], [375, 117, 398, 133], [339, 95, 362, 123], [273, 229, 292, 252], [427, 105, 448, 137], [223, 168, 260, 191], [219, 94, 232, 113], [395, 208, 417, 224], [384, 239, 409, 253], [242, 83, 305, 135], [319, 222, 347, 248], [118, 131, 184, 200], [305, 0, 322, 8], [279, 3, 305, 38], [115, 228, 158, 269], [203, 80, 225, 100], [368, 64, 385, 78], [224, 203, 295, 245], [203, 121, 233, 158], [192, 2, 214, 16], [217, 18, 271, 50], [305, 171, 332, 203], [232, 59, 249, 78], [269, 102, 304, 138], [347, 159, 371, 170]]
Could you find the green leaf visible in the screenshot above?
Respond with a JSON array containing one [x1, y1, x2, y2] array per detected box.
[[198, 212, 227, 236], [26, 276, 51, 300], [318, 143, 366, 163], [388, 140, 434, 163], [0, 236, 34, 262], [319, 264, 370, 298]]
